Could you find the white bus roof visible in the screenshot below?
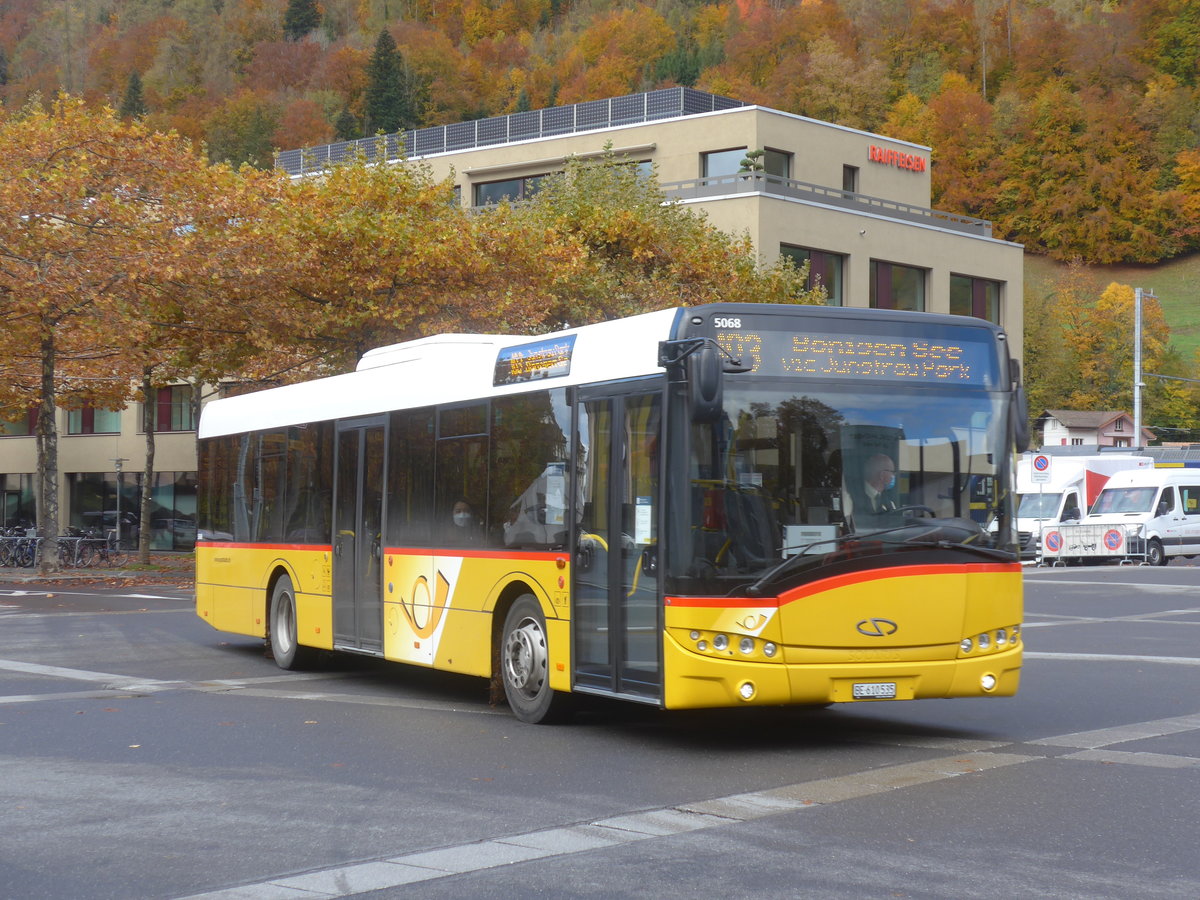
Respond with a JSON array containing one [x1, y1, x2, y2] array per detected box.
[[199, 307, 682, 438]]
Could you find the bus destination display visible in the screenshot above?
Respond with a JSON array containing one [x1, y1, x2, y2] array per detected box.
[[713, 324, 998, 386], [494, 335, 577, 386]]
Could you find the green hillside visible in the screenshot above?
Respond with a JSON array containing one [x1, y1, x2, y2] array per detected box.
[[1025, 253, 1200, 363]]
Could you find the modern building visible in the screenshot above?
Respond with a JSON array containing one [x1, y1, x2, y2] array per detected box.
[[0, 388, 203, 550], [2, 88, 1023, 546], [279, 87, 1024, 356]]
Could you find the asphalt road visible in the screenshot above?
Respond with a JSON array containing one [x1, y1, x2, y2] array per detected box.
[[0, 564, 1197, 900]]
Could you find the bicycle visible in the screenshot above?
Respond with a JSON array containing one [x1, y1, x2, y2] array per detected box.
[[85, 528, 129, 568]]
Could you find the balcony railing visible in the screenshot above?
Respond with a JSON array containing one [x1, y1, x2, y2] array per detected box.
[[660, 173, 993, 237], [276, 87, 745, 177]]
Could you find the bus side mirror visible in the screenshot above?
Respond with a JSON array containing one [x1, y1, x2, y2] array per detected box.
[[689, 345, 724, 424], [1010, 359, 1030, 453]]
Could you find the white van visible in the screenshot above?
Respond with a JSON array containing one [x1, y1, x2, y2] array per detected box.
[[1084, 468, 1200, 565], [1015, 454, 1150, 559]]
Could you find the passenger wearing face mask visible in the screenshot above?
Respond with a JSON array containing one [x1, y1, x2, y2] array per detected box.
[[449, 499, 482, 544]]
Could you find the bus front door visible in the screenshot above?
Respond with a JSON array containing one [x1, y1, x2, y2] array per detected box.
[[333, 419, 385, 654], [574, 389, 662, 702]]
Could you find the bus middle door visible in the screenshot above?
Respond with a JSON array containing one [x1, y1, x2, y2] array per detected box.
[[333, 418, 386, 654]]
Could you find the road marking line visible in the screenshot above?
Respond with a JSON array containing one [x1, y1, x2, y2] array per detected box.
[[1063, 749, 1200, 769], [1024, 578, 1198, 592], [175, 751, 1039, 900], [0, 659, 183, 693], [1029, 712, 1200, 749], [1025, 651, 1200, 666], [0, 689, 144, 705]]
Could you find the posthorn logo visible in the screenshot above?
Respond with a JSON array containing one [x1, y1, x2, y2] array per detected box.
[[856, 618, 898, 637]]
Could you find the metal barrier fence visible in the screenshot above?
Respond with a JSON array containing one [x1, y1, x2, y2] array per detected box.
[[1038, 523, 1146, 565]]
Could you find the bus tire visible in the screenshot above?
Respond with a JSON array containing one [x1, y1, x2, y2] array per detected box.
[[500, 594, 571, 724], [269, 575, 317, 669], [1146, 539, 1167, 567]]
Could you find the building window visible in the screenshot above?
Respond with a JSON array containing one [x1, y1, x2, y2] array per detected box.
[[1071, 438, 1084, 446], [473, 174, 545, 206], [701, 148, 747, 178], [67, 406, 122, 435], [780, 245, 844, 306], [147, 385, 195, 432], [950, 274, 1001, 324], [1, 473, 36, 528], [843, 165, 859, 193], [68, 470, 197, 550], [870, 260, 926, 311], [0, 408, 37, 437], [762, 149, 791, 178], [1114, 420, 1124, 432]]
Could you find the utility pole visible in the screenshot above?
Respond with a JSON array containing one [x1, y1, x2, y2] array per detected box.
[[1133, 288, 1156, 450]]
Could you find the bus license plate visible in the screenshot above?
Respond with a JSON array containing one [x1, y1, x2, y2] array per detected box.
[[852, 682, 897, 700]]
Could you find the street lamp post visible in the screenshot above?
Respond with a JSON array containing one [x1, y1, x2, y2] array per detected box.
[[112, 458, 129, 546], [1134, 288, 1143, 449]]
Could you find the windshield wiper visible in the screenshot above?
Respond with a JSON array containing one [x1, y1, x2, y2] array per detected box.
[[745, 524, 920, 596], [895, 537, 1017, 563]]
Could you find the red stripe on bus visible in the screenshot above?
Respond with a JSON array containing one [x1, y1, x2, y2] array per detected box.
[[666, 562, 1021, 609], [383, 547, 563, 562], [197, 541, 333, 552]]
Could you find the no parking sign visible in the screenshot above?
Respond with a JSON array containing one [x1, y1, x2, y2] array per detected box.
[[1031, 453, 1051, 484]]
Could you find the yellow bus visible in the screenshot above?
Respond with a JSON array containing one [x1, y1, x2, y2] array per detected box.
[[196, 303, 1026, 723]]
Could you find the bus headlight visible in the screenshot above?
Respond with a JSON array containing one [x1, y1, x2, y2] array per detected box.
[[739, 637, 755, 655], [981, 674, 997, 691], [739, 681, 756, 700], [712, 634, 729, 651], [960, 637, 973, 653], [763, 642, 778, 658]]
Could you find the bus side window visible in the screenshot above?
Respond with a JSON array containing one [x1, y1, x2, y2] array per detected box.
[[490, 390, 571, 550], [388, 408, 435, 547]]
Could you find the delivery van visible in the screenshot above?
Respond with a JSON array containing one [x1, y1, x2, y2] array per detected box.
[[1083, 468, 1200, 565], [1015, 454, 1150, 559]]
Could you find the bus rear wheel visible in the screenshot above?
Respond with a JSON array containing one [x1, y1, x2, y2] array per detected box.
[[269, 575, 317, 669], [501, 594, 570, 724]]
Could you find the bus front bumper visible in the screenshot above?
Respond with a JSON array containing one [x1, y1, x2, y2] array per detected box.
[[661, 634, 1021, 710]]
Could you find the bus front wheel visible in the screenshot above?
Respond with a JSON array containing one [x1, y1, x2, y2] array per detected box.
[[269, 575, 317, 669], [501, 595, 570, 724]]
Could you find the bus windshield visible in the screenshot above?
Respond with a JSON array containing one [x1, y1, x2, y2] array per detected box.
[[670, 379, 1015, 594]]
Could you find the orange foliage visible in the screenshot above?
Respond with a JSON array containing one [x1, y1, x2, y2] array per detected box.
[[275, 97, 334, 150], [244, 40, 325, 93]]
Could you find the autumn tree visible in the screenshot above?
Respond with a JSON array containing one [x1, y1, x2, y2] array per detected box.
[[266, 149, 566, 369], [0, 95, 275, 571], [511, 150, 825, 328], [989, 81, 1179, 262], [205, 91, 281, 169]]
